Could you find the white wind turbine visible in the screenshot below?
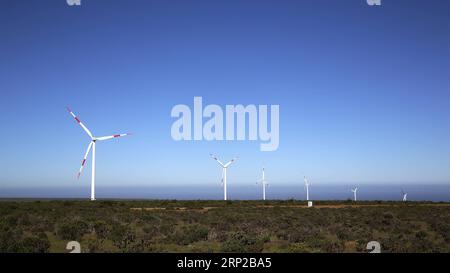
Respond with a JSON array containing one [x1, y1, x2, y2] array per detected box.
[[210, 154, 238, 200], [67, 107, 131, 201], [304, 176, 311, 201], [401, 189, 408, 202], [256, 167, 269, 200], [351, 187, 358, 201]]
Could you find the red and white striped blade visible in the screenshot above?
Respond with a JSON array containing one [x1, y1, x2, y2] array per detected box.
[[77, 141, 93, 179], [96, 133, 132, 141], [66, 107, 94, 139]]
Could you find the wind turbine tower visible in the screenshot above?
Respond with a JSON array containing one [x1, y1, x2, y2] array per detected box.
[[304, 176, 311, 201], [257, 167, 269, 200]]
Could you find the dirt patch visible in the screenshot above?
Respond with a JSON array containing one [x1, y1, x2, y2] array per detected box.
[[130, 207, 166, 211], [256, 203, 450, 209], [130, 207, 219, 212], [131, 203, 450, 212]]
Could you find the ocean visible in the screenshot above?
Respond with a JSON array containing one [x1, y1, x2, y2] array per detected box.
[[0, 184, 449, 201]]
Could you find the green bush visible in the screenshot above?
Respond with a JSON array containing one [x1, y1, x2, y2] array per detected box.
[[57, 220, 88, 241], [93, 221, 110, 240], [19, 235, 50, 253], [415, 230, 428, 240], [170, 224, 209, 245], [0, 200, 449, 253], [0, 230, 23, 252], [110, 225, 136, 250], [221, 231, 263, 253]]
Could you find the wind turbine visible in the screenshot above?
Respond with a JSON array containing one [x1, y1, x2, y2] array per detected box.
[[210, 154, 238, 200], [304, 176, 310, 201], [351, 187, 358, 201], [67, 107, 131, 201], [401, 189, 408, 202], [257, 167, 269, 200]]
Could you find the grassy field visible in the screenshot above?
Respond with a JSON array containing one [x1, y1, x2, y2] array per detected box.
[[1, 199, 449, 253]]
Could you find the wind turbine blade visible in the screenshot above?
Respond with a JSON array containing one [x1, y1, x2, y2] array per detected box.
[[67, 107, 94, 139], [77, 141, 93, 179], [96, 133, 132, 141], [224, 156, 238, 168], [230, 156, 239, 164], [210, 154, 225, 167]]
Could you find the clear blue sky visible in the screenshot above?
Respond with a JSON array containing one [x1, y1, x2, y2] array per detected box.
[[0, 0, 449, 191]]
